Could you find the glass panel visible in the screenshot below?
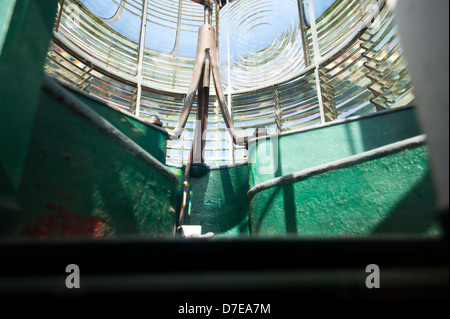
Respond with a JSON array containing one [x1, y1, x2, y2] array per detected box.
[[317, 4, 415, 122], [303, 0, 338, 25], [141, 0, 216, 92], [57, 0, 139, 80], [219, 0, 306, 91], [45, 41, 135, 111], [80, 0, 143, 43]]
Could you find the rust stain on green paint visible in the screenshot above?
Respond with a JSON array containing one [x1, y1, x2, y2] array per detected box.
[[25, 210, 110, 238]]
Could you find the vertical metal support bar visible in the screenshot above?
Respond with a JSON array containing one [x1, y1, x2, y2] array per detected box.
[[181, 133, 185, 164], [215, 2, 220, 49], [226, 0, 231, 99], [306, 0, 325, 124], [274, 87, 283, 132], [297, 0, 311, 67], [204, 0, 212, 25], [54, 0, 65, 33], [226, 0, 234, 163], [135, 0, 149, 117], [306, 0, 321, 61], [315, 67, 326, 124], [215, 101, 220, 164]]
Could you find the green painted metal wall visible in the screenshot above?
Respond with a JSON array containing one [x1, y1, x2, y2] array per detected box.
[[0, 1, 439, 240], [168, 164, 250, 237], [0, 0, 59, 232], [249, 107, 423, 187], [71, 89, 168, 164], [249, 146, 442, 237], [0, 0, 59, 194], [8, 87, 178, 238], [0, 0, 17, 54]]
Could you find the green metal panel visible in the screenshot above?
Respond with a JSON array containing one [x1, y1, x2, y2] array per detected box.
[[249, 145, 441, 237], [0, 0, 59, 207], [10, 87, 178, 238], [169, 164, 250, 237], [70, 89, 168, 164], [165, 165, 185, 224], [0, 0, 17, 54], [249, 107, 423, 187]]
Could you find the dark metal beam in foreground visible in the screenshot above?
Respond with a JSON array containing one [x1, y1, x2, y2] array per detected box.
[[0, 236, 447, 299]]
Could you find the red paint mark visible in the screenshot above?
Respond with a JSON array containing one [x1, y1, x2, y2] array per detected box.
[[131, 227, 135, 233], [157, 216, 161, 221], [64, 156, 71, 161], [26, 211, 108, 238]]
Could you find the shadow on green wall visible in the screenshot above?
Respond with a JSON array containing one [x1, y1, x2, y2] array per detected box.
[[15, 89, 177, 238], [277, 139, 298, 234], [186, 165, 250, 236], [372, 171, 440, 235]]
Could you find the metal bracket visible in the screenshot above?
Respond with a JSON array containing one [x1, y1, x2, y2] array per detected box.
[[169, 0, 248, 149], [174, 0, 248, 228]]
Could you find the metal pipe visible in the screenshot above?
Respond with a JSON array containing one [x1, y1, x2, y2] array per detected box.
[[248, 135, 428, 200], [204, 0, 212, 25], [226, 0, 234, 163]]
